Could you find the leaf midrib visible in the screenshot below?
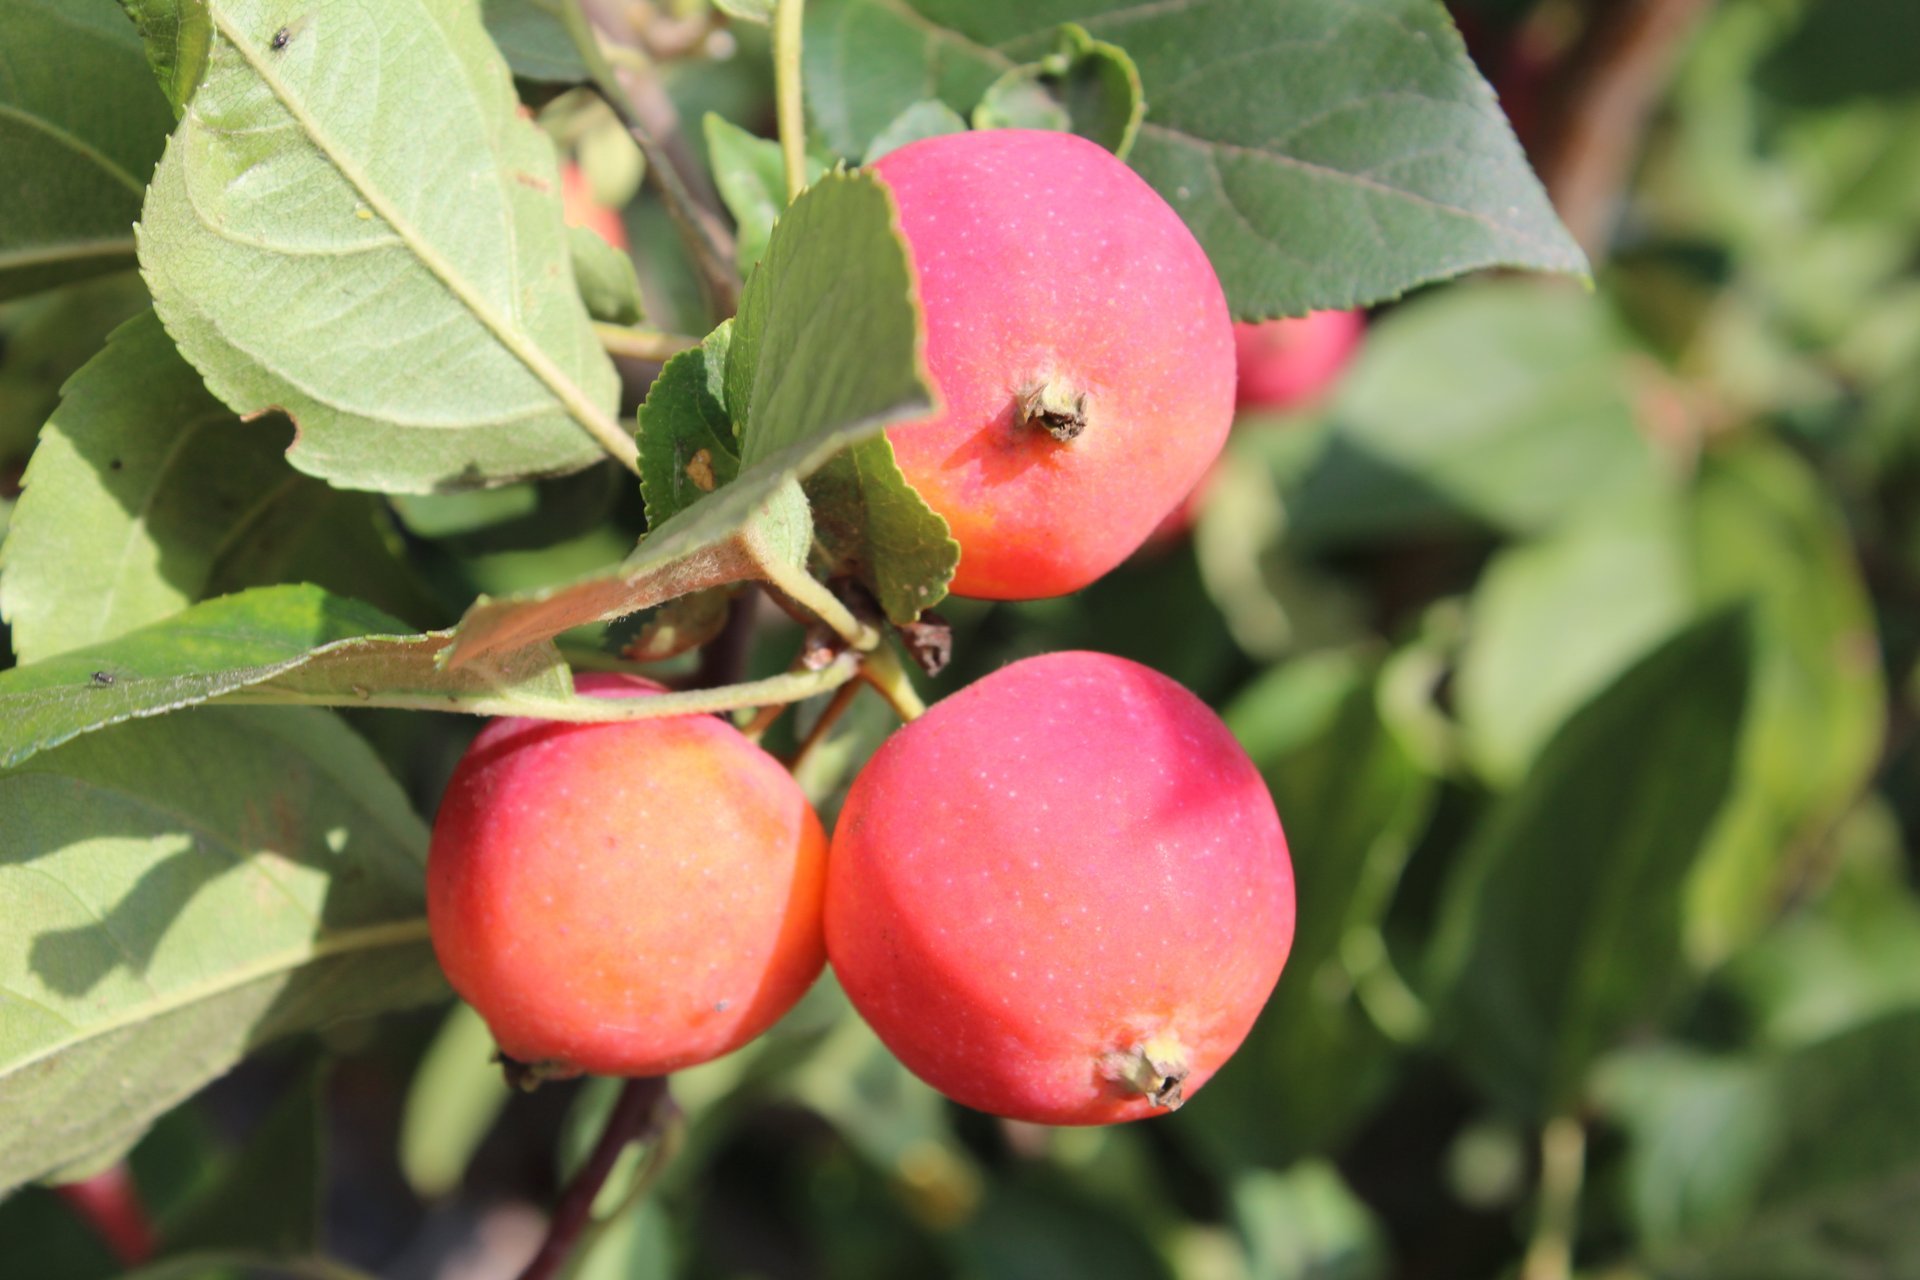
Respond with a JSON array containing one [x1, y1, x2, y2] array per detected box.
[[204, 8, 609, 441], [0, 102, 147, 196], [0, 915, 431, 1080]]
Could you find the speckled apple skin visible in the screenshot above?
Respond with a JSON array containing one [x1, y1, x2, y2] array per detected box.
[[825, 652, 1294, 1125], [1234, 309, 1365, 408], [871, 131, 1235, 601], [427, 674, 827, 1077]]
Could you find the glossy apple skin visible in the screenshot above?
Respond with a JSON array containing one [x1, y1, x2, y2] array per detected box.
[[871, 130, 1235, 600], [825, 652, 1294, 1125], [427, 674, 827, 1078], [1233, 309, 1365, 409]]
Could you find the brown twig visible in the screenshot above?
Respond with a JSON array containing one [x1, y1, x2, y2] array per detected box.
[[516, 1077, 671, 1280], [1528, 0, 1719, 260], [564, 3, 741, 316]]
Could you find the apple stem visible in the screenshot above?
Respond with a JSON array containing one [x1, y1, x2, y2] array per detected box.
[[860, 641, 928, 722], [516, 1077, 673, 1280]]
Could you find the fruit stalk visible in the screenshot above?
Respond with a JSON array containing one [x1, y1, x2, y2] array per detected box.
[[516, 1077, 671, 1280], [775, 0, 809, 204]]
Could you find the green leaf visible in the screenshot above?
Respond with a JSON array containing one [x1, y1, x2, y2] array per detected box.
[[804, 438, 957, 626], [1602, 1012, 1920, 1276], [1174, 651, 1430, 1167], [862, 100, 970, 164], [1725, 801, 1920, 1050], [568, 226, 644, 326], [137, 0, 620, 493], [1756, 0, 1920, 108], [164, 1065, 324, 1255], [0, 0, 174, 300], [729, 168, 947, 619], [482, 0, 589, 84], [1287, 281, 1665, 547], [725, 169, 930, 464], [703, 113, 826, 275], [637, 327, 740, 531], [0, 584, 570, 768], [0, 274, 151, 466], [570, 1200, 674, 1280], [1192, 423, 1371, 661], [1230, 1163, 1389, 1280], [1683, 442, 1886, 964], [0, 705, 441, 1195], [725, 167, 931, 455], [1456, 494, 1695, 785], [449, 170, 932, 662], [124, 1253, 377, 1280], [713, 0, 772, 23], [117, 0, 215, 116], [803, 0, 1585, 317], [400, 1002, 510, 1201], [1431, 611, 1753, 1117], [0, 314, 408, 667], [971, 24, 1143, 159]]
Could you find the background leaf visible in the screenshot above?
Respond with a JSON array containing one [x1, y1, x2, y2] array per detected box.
[[1456, 493, 1695, 785], [0, 0, 173, 300], [1602, 1012, 1920, 1278], [1174, 650, 1430, 1168], [1286, 281, 1664, 547], [803, 0, 1585, 317], [482, 0, 589, 85], [399, 1001, 509, 1201], [703, 114, 827, 275], [117, 0, 215, 116], [0, 706, 441, 1195], [1683, 441, 1886, 963], [567, 226, 644, 326], [1432, 611, 1752, 1117], [970, 23, 1143, 158], [137, 0, 620, 492], [862, 100, 970, 164]]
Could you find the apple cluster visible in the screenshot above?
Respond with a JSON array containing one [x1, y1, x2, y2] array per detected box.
[[428, 130, 1363, 1125]]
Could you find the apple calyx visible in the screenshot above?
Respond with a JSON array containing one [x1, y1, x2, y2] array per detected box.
[[1098, 1033, 1191, 1110], [1018, 376, 1089, 442]]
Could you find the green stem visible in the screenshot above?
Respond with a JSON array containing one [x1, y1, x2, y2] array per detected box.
[[595, 322, 701, 362], [860, 641, 928, 722], [229, 654, 858, 721], [1521, 1115, 1587, 1280], [774, 0, 809, 204], [756, 555, 881, 652]]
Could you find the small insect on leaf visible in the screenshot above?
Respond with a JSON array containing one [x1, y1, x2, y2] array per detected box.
[[268, 17, 312, 51], [90, 672, 116, 687]]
